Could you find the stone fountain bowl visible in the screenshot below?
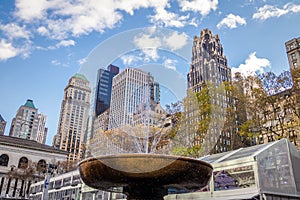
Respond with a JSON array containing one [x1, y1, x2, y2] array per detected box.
[[79, 154, 213, 199]]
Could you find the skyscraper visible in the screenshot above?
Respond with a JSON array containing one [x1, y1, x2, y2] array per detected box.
[[0, 114, 6, 135], [9, 99, 47, 144], [187, 29, 231, 92], [153, 82, 160, 104], [285, 36, 300, 146], [108, 68, 157, 129], [53, 73, 91, 162], [95, 64, 119, 117], [285, 37, 300, 89], [185, 29, 233, 155]]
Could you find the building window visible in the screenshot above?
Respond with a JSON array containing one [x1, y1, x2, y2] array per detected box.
[[291, 53, 296, 59], [293, 62, 298, 68], [18, 157, 28, 169], [0, 154, 9, 166], [37, 159, 47, 173]]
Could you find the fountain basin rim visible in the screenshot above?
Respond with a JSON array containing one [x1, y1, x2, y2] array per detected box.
[[79, 153, 213, 169], [78, 153, 213, 196]]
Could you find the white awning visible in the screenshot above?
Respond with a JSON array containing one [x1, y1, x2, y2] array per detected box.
[[210, 192, 259, 200], [165, 189, 259, 200]]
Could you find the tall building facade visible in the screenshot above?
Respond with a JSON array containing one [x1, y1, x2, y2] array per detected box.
[[285, 37, 300, 89], [9, 99, 47, 144], [153, 82, 160, 104], [185, 29, 233, 155], [188, 29, 231, 92], [89, 65, 119, 147], [95, 64, 119, 117], [286, 37, 300, 147], [53, 74, 91, 162], [37, 114, 48, 144], [108, 68, 158, 129], [230, 36, 300, 149], [254, 36, 300, 148], [0, 114, 6, 135]]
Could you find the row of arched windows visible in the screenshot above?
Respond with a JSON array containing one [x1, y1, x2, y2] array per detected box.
[[0, 154, 46, 172]]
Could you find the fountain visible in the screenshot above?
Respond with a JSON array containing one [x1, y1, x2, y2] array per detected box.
[[79, 81, 213, 199], [79, 120, 213, 200], [79, 154, 212, 200]]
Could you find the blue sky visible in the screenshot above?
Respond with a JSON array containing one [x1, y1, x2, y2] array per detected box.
[[0, 0, 299, 145]]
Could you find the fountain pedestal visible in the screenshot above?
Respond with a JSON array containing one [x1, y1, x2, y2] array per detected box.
[[79, 154, 212, 200]]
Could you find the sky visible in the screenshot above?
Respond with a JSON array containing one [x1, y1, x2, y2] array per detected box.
[[0, 0, 299, 145]]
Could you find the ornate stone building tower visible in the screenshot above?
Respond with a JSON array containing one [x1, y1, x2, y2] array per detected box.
[[53, 74, 91, 162], [285, 37, 300, 89], [185, 29, 234, 155], [188, 29, 231, 92], [285, 37, 300, 147]]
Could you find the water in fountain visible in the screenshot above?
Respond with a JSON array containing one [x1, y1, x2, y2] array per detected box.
[[95, 82, 171, 155]]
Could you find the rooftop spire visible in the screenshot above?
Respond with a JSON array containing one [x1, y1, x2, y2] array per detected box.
[[72, 73, 88, 81], [24, 99, 36, 109]]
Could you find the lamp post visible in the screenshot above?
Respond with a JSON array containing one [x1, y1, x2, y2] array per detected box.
[[42, 163, 57, 200]]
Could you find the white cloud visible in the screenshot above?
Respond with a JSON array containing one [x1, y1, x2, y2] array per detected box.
[[48, 39, 75, 49], [232, 52, 271, 77], [189, 18, 199, 27], [51, 60, 60, 66], [133, 32, 162, 61], [13, 0, 182, 40], [37, 26, 49, 36], [134, 32, 162, 49], [164, 31, 188, 51], [0, 23, 32, 60], [178, 0, 218, 16], [12, 0, 198, 41], [13, 0, 122, 39], [5, 0, 172, 60], [51, 59, 69, 67], [163, 59, 177, 70], [18, 41, 32, 59], [35, 46, 47, 51], [43, 19, 70, 40], [142, 49, 160, 61], [133, 29, 188, 62], [14, 0, 49, 21], [56, 40, 75, 48], [286, 2, 300, 13], [121, 55, 142, 66], [253, 3, 300, 20], [7, 0, 200, 60], [0, 40, 18, 60], [78, 57, 87, 65], [0, 39, 31, 60], [0, 23, 31, 40], [115, 0, 167, 15], [149, 8, 190, 28], [217, 14, 246, 29]]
